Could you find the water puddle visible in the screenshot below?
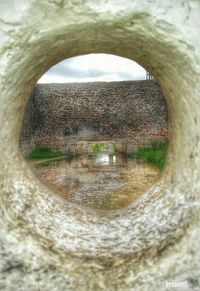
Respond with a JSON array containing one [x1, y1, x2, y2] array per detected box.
[[29, 153, 160, 210]]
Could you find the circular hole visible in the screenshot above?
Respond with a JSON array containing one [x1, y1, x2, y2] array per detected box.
[[1, 10, 198, 263], [20, 53, 169, 211]]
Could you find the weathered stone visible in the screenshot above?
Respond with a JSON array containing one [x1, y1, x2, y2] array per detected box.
[[20, 80, 168, 153], [0, 0, 200, 290]]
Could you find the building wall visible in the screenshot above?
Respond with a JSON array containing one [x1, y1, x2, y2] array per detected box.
[[20, 80, 168, 153]]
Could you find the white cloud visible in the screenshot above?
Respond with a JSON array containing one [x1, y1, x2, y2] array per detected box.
[[38, 53, 146, 83]]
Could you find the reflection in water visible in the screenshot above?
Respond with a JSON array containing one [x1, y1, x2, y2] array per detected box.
[[95, 153, 110, 165], [30, 153, 160, 210]]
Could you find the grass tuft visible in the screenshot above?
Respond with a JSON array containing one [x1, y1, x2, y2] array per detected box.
[[129, 139, 169, 169], [26, 145, 71, 160]]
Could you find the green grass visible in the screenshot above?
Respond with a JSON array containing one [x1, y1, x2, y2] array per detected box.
[[92, 143, 105, 154], [26, 145, 73, 160], [129, 140, 169, 169]]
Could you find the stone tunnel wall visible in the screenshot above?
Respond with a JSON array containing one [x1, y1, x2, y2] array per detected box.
[[20, 79, 168, 153], [1, 1, 200, 290]]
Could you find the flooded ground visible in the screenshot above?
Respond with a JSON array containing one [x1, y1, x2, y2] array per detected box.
[[29, 153, 160, 210]]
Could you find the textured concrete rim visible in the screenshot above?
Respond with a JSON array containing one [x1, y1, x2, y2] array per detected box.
[[0, 1, 200, 261]]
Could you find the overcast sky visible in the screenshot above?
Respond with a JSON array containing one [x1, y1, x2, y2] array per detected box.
[[38, 53, 146, 83]]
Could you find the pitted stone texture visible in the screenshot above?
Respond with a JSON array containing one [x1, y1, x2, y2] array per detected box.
[[20, 80, 168, 153], [0, 0, 200, 290]]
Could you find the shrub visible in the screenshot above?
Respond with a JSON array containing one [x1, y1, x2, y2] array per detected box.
[[129, 139, 169, 169], [92, 143, 105, 154], [26, 145, 67, 160]]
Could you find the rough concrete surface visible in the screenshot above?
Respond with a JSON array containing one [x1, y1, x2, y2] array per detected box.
[[0, 0, 200, 290]]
